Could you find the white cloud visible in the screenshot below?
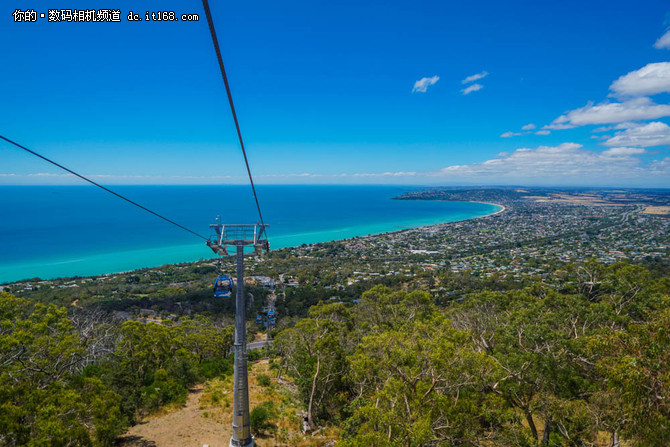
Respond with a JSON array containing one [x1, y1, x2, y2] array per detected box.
[[501, 131, 522, 138], [258, 171, 417, 178], [501, 127, 549, 137], [462, 83, 483, 95], [654, 29, 670, 49], [649, 157, 670, 172], [610, 62, 670, 97], [548, 97, 670, 127], [543, 121, 576, 130], [351, 171, 417, 177], [543, 62, 670, 131], [603, 121, 670, 147], [592, 122, 640, 133], [412, 75, 440, 93], [435, 143, 668, 184], [0, 173, 241, 185], [602, 147, 647, 156], [27, 173, 73, 177], [462, 71, 489, 84]]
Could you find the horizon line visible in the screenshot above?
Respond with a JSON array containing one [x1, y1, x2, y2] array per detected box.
[[1, 183, 669, 190]]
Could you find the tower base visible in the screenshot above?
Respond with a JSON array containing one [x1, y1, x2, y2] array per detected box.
[[229, 436, 254, 447]]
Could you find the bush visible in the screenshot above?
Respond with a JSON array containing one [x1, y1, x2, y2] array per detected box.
[[247, 349, 263, 362], [250, 401, 276, 433], [199, 356, 234, 379], [141, 377, 188, 413], [257, 374, 271, 387]]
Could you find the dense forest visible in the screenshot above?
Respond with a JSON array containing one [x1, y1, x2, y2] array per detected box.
[[0, 298, 237, 445], [1, 260, 668, 446], [276, 261, 669, 446]]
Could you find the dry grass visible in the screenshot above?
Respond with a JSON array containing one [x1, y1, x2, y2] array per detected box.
[[522, 193, 627, 206], [642, 205, 670, 215], [119, 358, 338, 447], [253, 331, 269, 342]]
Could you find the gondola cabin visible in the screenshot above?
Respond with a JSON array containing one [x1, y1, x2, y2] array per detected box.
[[213, 274, 233, 298], [267, 310, 276, 320], [256, 315, 263, 324]]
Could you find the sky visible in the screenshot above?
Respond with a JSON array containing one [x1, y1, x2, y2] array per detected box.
[[1, 0, 670, 187]]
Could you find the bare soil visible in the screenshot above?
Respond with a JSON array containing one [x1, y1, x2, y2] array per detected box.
[[118, 359, 338, 447], [118, 384, 230, 447], [642, 205, 670, 215]]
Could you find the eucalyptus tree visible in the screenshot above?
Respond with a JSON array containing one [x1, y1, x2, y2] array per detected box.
[[275, 301, 352, 429]]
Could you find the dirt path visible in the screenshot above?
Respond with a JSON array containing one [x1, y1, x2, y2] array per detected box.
[[118, 385, 231, 447], [118, 359, 338, 447]]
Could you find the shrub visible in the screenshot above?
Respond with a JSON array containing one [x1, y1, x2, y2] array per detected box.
[[257, 374, 271, 387], [250, 401, 276, 433]]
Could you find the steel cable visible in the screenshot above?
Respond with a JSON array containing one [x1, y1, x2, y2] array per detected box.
[[0, 135, 208, 241], [200, 0, 267, 235]]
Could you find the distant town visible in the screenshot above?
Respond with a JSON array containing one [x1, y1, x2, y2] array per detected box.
[[5, 187, 668, 319]]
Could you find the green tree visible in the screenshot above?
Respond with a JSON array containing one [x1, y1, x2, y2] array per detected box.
[[276, 302, 351, 429], [344, 317, 516, 446], [0, 292, 124, 445], [596, 308, 670, 446]]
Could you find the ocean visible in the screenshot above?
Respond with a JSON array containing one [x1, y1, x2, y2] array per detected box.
[[0, 185, 500, 283]]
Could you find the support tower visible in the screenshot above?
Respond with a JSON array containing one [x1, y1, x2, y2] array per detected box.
[[207, 222, 269, 447]]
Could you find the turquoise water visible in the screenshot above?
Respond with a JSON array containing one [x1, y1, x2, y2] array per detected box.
[[0, 185, 500, 283]]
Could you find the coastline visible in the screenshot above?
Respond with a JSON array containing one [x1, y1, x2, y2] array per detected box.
[[0, 201, 506, 284], [1, 200, 504, 284], [378, 201, 505, 234], [470, 201, 506, 216]]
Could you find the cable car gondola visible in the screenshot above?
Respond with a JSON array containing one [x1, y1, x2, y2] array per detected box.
[[213, 274, 233, 298], [256, 315, 263, 324]]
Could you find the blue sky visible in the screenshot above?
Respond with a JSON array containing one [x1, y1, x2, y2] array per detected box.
[[2, 0, 670, 186]]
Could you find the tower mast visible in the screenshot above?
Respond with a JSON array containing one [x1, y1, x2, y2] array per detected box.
[[207, 222, 269, 447]]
